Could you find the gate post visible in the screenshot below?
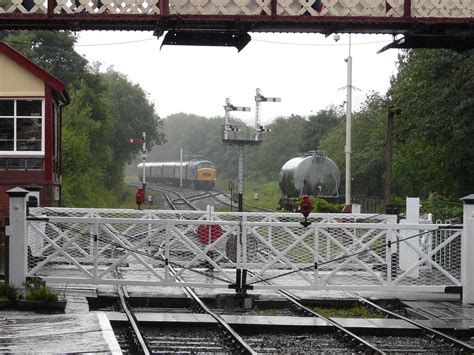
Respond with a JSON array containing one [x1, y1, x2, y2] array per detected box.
[[5, 187, 29, 287], [399, 197, 420, 278], [461, 194, 474, 304]]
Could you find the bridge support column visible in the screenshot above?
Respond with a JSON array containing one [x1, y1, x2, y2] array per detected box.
[[461, 194, 474, 304], [5, 187, 29, 288]]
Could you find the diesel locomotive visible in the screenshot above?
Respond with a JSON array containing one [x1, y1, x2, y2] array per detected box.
[[138, 160, 217, 190]]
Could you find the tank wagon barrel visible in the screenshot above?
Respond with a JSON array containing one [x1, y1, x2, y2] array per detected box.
[[279, 151, 341, 210], [138, 160, 217, 190]]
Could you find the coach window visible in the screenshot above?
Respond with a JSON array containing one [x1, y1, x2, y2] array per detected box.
[[0, 99, 43, 154]]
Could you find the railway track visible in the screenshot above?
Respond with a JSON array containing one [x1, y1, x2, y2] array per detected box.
[[244, 255, 474, 354], [147, 185, 199, 211], [113, 259, 256, 354], [111, 250, 474, 354], [118, 184, 472, 353]]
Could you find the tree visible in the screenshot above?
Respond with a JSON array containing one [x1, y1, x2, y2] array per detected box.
[[300, 106, 344, 152], [0, 30, 88, 84], [321, 92, 388, 197], [389, 49, 474, 198], [103, 69, 164, 167], [246, 115, 307, 182]]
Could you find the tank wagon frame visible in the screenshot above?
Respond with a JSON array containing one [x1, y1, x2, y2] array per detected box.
[[139, 160, 217, 190], [278, 151, 341, 211]]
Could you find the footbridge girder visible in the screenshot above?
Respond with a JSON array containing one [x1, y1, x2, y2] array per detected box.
[[0, 0, 472, 50]]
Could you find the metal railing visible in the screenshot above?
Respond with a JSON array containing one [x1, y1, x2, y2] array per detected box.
[[22, 207, 461, 292]]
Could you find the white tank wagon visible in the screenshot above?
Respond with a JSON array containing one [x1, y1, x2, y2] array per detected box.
[[278, 151, 341, 210]]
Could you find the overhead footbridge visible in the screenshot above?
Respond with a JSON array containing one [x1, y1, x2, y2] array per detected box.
[[0, 0, 472, 51]]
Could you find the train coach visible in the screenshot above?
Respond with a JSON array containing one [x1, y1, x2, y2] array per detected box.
[[138, 160, 217, 190]]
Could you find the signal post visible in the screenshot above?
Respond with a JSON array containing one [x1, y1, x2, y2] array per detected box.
[[129, 132, 147, 208], [222, 90, 280, 298]]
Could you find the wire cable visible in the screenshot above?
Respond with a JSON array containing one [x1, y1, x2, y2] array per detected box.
[[2, 37, 156, 48]]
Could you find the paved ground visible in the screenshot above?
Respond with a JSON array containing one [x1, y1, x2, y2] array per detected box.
[[0, 309, 121, 353]]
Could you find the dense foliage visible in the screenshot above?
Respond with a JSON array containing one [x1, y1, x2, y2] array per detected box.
[[0, 31, 165, 206], [389, 49, 474, 199]]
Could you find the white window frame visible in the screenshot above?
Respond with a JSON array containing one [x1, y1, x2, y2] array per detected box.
[[0, 98, 45, 157]]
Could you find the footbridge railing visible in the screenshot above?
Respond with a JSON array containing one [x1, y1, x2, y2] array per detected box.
[[0, 0, 472, 40], [6, 188, 473, 301], [1, 0, 471, 18]]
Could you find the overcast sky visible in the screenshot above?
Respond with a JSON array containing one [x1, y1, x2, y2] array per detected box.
[[75, 31, 400, 126]]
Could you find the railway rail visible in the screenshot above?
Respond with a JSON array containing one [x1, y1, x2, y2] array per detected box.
[[245, 257, 474, 354], [147, 185, 199, 211], [349, 292, 474, 353], [113, 250, 256, 354]]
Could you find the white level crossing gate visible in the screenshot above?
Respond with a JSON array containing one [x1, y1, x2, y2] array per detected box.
[[10, 202, 463, 294]]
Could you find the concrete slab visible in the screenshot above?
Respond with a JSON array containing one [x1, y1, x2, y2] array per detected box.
[[331, 317, 419, 330], [135, 312, 216, 324], [223, 315, 273, 326], [0, 311, 121, 354], [403, 301, 474, 321], [263, 315, 328, 327], [105, 311, 127, 322]]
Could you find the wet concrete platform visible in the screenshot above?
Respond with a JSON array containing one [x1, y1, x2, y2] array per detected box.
[[0, 310, 121, 353]]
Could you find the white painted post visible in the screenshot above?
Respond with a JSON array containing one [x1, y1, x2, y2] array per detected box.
[[352, 204, 361, 214], [5, 187, 29, 287], [180, 148, 183, 188], [399, 197, 420, 278], [460, 194, 474, 304]]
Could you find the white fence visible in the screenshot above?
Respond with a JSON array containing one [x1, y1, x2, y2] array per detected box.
[[12, 203, 461, 293]]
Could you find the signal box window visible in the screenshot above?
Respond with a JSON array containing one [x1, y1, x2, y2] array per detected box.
[[0, 158, 43, 170], [0, 99, 43, 154]]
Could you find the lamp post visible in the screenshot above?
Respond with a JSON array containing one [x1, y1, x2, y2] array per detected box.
[[345, 35, 352, 208], [335, 33, 353, 209]]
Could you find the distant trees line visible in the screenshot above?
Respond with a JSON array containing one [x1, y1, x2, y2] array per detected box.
[[2, 30, 472, 207]]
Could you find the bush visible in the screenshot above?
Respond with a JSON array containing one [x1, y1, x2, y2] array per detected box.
[[0, 283, 18, 300], [421, 194, 463, 222], [295, 197, 344, 213], [23, 276, 59, 303]]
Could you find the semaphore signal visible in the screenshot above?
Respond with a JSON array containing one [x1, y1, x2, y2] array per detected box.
[[128, 138, 144, 143], [223, 98, 251, 140], [255, 88, 281, 141]]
